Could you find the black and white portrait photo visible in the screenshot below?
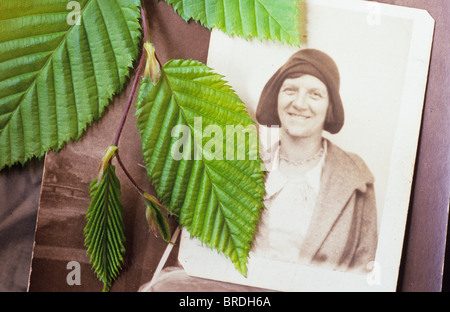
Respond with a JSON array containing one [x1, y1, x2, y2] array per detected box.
[[251, 48, 378, 274], [140, 0, 434, 292]]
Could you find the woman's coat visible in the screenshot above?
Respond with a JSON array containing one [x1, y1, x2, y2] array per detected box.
[[261, 138, 378, 273]]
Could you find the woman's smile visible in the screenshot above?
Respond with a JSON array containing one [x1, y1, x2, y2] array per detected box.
[[286, 112, 313, 120]]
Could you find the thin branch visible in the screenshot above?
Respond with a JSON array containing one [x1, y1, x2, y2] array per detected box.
[[115, 151, 145, 196], [112, 7, 150, 147], [141, 6, 150, 42]]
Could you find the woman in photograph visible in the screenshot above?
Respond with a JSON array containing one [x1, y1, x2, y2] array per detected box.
[[252, 48, 378, 273]]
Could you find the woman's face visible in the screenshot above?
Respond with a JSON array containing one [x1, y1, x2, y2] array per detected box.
[[277, 75, 329, 139]]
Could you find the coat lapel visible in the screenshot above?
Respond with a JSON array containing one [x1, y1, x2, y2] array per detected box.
[[299, 140, 374, 261]]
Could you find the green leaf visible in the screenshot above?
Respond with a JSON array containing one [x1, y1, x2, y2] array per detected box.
[[135, 59, 266, 275], [85, 162, 126, 292], [0, 0, 142, 170], [163, 0, 300, 46]]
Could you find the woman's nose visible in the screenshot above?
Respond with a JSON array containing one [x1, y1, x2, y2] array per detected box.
[[292, 91, 308, 110]]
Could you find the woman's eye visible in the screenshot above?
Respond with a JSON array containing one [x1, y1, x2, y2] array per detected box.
[[283, 88, 297, 95], [309, 90, 324, 99]]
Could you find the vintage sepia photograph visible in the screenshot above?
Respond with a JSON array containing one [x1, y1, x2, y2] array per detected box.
[[141, 0, 435, 292], [251, 47, 378, 274]]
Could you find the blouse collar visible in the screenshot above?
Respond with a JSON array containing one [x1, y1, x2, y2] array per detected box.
[[264, 140, 328, 201]]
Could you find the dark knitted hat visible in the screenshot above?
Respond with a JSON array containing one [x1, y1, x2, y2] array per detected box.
[[256, 49, 344, 134]]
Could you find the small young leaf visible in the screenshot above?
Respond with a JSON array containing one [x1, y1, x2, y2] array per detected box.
[[163, 0, 300, 46], [135, 59, 266, 276], [85, 163, 126, 292], [143, 194, 172, 243]]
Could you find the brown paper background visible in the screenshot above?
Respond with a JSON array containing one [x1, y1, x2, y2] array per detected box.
[[0, 0, 445, 292]]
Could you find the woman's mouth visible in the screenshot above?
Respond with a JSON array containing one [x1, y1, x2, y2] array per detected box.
[[287, 112, 312, 120]]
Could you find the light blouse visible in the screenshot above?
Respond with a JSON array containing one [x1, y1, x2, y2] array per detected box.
[[252, 140, 328, 263]]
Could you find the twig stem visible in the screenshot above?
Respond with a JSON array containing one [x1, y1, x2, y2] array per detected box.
[[115, 152, 145, 196], [112, 7, 149, 147], [111, 6, 150, 196]]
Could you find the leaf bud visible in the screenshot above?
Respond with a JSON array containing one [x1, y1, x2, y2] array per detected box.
[[143, 41, 161, 86]]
